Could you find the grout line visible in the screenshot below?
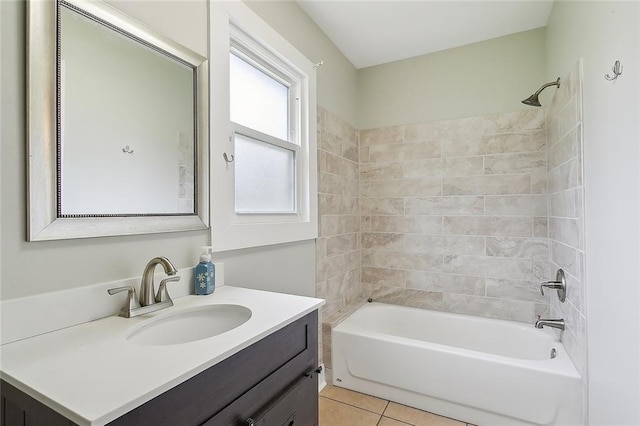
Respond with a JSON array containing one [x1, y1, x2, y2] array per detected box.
[[318, 395, 387, 417]]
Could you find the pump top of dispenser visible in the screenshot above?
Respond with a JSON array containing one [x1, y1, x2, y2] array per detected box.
[[200, 246, 212, 263]]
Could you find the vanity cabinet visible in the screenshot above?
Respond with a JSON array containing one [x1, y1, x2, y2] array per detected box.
[[1, 311, 318, 426]]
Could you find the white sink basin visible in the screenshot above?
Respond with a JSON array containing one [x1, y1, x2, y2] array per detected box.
[[126, 304, 252, 346]]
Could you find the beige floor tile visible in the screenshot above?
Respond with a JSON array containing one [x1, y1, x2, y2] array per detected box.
[[384, 402, 465, 426], [379, 417, 412, 426], [319, 397, 381, 426], [319, 385, 388, 414]]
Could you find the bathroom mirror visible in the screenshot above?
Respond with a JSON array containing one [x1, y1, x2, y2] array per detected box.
[[27, 0, 209, 240]]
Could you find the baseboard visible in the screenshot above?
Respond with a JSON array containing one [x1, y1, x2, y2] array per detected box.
[[318, 363, 326, 392]]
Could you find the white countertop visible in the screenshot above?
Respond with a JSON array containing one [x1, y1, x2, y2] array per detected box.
[[0, 286, 324, 425]]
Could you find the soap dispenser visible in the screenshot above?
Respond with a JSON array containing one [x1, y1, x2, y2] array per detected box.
[[194, 246, 215, 295]]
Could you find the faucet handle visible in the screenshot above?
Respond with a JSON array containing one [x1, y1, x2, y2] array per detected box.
[[539, 269, 567, 302], [108, 286, 141, 318], [155, 276, 181, 303]]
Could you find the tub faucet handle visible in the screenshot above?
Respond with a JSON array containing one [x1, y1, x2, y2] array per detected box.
[[540, 269, 567, 302]]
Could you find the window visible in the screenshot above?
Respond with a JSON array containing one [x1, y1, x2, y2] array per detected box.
[[210, 2, 317, 252], [230, 42, 297, 214]]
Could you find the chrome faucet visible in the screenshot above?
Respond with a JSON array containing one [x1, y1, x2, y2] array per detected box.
[[108, 256, 180, 318], [535, 317, 565, 331], [139, 256, 178, 306]]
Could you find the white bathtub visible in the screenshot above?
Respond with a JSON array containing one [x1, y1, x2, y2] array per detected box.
[[331, 302, 581, 426]]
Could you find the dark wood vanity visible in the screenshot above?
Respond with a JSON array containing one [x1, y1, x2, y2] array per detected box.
[[1, 312, 318, 426]]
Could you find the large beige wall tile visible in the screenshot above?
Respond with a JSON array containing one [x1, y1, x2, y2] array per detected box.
[[404, 235, 485, 255], [406, 271, 485, 296], [362, 267, 406, 286], [485, 278, 549, 303], [548, 217, 581, 248], [482, 109, 545, 134], [360, 126, 403, 147], [360, 198, 405, 215], [480, 132, 536, 155], [362, 178, 442, 197], [484, 152, 547, 174], [371, 216, 443, 234], [361, 232, 405, 251], [443, 216, 532, 237], [369, 141, 441, 163], [360, 163, 403, 180], [485, 237, 549, 259], [548, 125, 580, 169], [443, 293, 534, 322], [484, 194, 547, 216], [444, 255, 533, 280], [405, 196, 484, 216], [365, 250, 444, 272], [319, 194, 359, 215], [443, 175, 531, 195], [549, 189, 577, 218], [364, 285, 444, 310]]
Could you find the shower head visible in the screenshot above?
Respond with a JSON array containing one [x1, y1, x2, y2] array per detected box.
[[521, 77, 561, 107]]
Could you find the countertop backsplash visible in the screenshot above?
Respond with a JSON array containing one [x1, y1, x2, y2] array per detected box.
[[0, 263, 224, 345]]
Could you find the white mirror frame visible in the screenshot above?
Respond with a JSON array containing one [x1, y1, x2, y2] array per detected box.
[[27, 0, 209, 241]]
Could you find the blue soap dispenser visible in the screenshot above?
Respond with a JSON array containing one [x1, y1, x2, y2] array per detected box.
[[194, 246, 215, 295]]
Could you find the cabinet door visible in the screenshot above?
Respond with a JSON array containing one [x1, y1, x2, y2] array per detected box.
[[1, 381, 75, 426]]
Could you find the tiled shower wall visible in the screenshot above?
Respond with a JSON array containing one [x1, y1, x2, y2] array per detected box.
[[546, 62, 587, 411], [358, 109, 551, 323], [316, 108, 362, 322]]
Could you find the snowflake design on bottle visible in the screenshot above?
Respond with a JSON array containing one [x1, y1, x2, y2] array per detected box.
[[197, 273, 206, 282]]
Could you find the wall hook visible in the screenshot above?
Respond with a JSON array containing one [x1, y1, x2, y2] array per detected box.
[[605, 60, 623, 81], [122, 145, 134, 154], [223, 152, 234, 163]]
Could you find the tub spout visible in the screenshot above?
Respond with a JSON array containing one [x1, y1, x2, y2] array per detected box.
[[535, 317, 565, 331]]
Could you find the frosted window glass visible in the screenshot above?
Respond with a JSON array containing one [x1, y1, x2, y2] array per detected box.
[[234, 134, 295, 213], [230, 53, 289, 141]]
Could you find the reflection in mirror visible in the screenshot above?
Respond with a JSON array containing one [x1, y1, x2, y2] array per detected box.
[[59, 4, 195, 215], [27, 0, 209, 240]]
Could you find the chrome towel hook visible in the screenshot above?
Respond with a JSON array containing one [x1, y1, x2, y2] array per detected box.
[[223, 152, 234, 163], [605, 60, 623, 81]]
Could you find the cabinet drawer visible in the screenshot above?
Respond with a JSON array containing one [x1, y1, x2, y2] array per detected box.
[[204, 350, 318, 425], [252, 372, 317, 426]]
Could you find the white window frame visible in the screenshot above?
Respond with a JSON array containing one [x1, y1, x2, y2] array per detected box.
[[210, 1, 317, 252]]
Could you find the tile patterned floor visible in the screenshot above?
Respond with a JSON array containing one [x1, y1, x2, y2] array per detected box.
[[319, 385, 474, 426]]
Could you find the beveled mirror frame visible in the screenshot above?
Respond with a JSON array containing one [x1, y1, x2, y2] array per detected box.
[[27, 0, 209, 241]]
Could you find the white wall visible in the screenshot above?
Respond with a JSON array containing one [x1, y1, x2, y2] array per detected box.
[[546, 1, 640, 424], [357, 28, 546, 129]]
